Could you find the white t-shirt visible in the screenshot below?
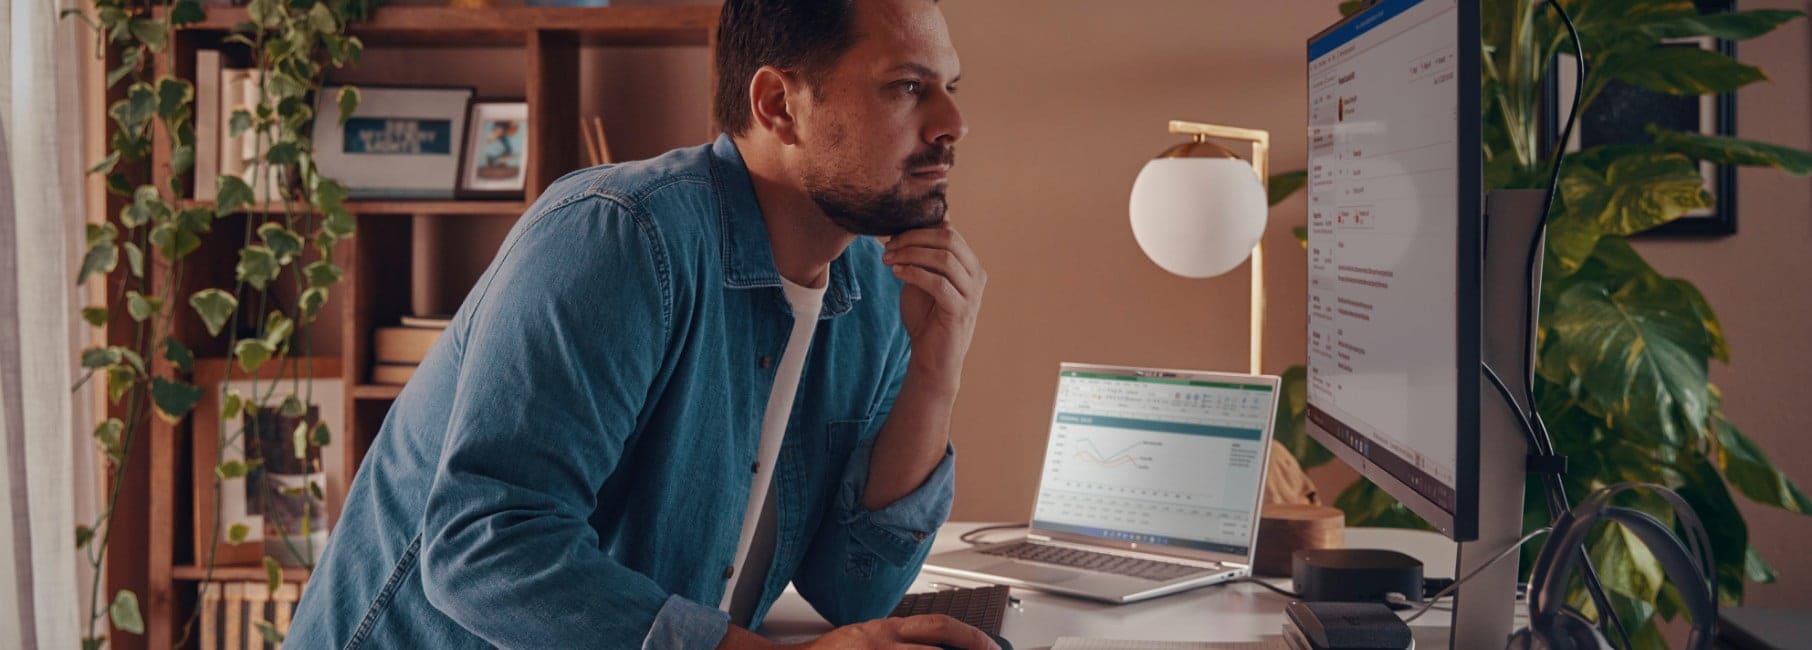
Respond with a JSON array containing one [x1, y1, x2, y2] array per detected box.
[[720, 276, 826, 623]]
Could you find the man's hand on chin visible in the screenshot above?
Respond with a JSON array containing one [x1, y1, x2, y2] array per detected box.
[[884, 221, 986, 396], [717, 615, 1000, 650]]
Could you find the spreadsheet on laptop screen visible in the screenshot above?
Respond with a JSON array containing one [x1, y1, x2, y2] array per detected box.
[[1031, 370, 1274, 555]]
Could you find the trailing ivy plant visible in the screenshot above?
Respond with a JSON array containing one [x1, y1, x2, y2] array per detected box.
[[1269, 1, 1812, 647], [66, 0, 368, 645]]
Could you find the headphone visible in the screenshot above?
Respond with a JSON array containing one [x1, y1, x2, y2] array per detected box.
[[1507, 483, 1718, 650]]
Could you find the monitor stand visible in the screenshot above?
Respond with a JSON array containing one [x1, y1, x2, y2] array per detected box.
[[1450, 189, 1546, 648]]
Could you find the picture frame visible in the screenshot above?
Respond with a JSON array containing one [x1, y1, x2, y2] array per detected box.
[[458, 100, 531, 198], [312, 85, 475, 200], [192, 357, 344, 567], [1547, 0, 1737, 236]]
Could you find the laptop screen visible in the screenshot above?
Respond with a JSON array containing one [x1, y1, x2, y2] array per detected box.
[[1031, 364, 1277, 556]]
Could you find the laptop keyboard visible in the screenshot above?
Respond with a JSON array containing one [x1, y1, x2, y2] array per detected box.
[[978, 541, 1209, 581]]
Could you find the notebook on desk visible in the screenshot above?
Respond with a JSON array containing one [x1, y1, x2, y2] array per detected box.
[[925, 363, 1280, 604]]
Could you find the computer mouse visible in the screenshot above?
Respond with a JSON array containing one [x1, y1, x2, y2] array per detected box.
[[938, 632, 1012, 650]]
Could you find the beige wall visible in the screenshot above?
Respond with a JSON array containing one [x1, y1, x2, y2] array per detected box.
[[934, 0, 1812, 609]]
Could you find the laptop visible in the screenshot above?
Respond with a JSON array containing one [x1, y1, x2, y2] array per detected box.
[[926, 362, 1281, 604]]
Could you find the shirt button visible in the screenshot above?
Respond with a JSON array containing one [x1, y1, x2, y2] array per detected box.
[[723, 566, 735, 580], [758, 356, 773, 369]]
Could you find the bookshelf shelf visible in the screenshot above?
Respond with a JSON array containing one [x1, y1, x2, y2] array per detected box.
[[351, 383, 404, 401], [172, 564, 313, 583], [179, 199, 529, 217], [162, 5, 720, 47], [105, 4, 720, 647]]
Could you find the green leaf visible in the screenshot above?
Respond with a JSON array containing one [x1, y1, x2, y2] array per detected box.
[[264, 556, 283, 594], [105, 50, 138, 89], [254, 620, 286, 644], [266, 141, 301, 166], [76, 524, 95, 549], [1542, 241, 1712, 446], [308, 1, 339, 33], [189, 288, 238, 337], [263, 310, 294, 349], [128, 18, 167, 52], [1714, 415, 1812, 514], [227, 523, 250, 544], [82, 306, 110, 327], [1267, 170, 1307, 207], [247, 0, 280, 27], [126, 291, 162, 322], [156, 76, 192, 119], [216, 460, 248, 480], [234, 339, 275, 373], [323, 207, 356, 240], [1670, 279, 1728, 363], [106, 366, 135, 404], [1640, 9, 1803, 41], [236, 246, 280, 290], [1559, 148, 1709, 238], [1337, 0, 1366, 17], [1291, 226, 1308, 249], [151, 377, 203, 423], [305, 260, 343, 288], [223, 390, 245, 421], [1600, 46, 1767, 96], [216, 175, 254, 216], [229, 109, 253, 139], [93, 419, 125, 462], [300, 287, 329, 319], [122, 185, 164, 227], [279, 394, 305, 418], [169, 0, 206, 25], [337, 86, 361, 126], [171, 144, 195, 176], [82, 347, 123, 369], [89, 151, 122, 176], [311, 176, 348, 213], [78, 240, 119, 285], [1675, 454, 1754, 606], [1649, 129, 1812, 176], [312, 422, 331, 447], [1589, 519, 1666, 601], [258, 222, 304, 265], [83, 637, 104, 650], [149, 222, 201, 260], [110, 590, 146, 634], [117, 348, 146, 376], [123, 242, 145, 279], [163, 337, 194, 373], [1743, 544, 1777, 584]]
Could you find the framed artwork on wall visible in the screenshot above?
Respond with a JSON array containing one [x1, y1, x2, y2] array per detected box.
[[313, 85, 475, 200]]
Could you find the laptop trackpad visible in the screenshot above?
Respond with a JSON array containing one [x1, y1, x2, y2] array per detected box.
[[981, 561, 1080, 584]]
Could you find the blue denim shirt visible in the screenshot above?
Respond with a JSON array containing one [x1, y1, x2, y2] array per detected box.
[[287, 135, 956, 648]]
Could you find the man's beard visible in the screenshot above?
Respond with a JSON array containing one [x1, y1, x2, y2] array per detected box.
[[805, 146, 955, 237]]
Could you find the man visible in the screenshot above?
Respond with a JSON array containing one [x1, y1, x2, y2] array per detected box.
[[287, 0, 996, 647]]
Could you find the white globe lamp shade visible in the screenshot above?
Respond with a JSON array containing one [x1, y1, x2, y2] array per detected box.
[[1128, 156, 1268, 278]]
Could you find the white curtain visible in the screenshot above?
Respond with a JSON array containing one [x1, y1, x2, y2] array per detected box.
[[2, 0, 91, 643]]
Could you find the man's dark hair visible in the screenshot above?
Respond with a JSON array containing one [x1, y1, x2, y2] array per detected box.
[[713, 0, 861, 136]]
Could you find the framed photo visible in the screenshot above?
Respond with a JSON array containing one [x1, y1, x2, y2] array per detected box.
[[1548, 0, 1737, 236], [459, 100, 530, 198], [192, 358, 344, 567], [313, 85, 474, 200]]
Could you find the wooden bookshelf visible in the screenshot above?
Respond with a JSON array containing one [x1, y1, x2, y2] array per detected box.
[[103, 5, 721, 648]]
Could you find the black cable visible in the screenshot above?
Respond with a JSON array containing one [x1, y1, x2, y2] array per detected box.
[[1229, 576, 1302, 599], [959, 523, 1029, 546], [1488, 2, 1630, 648]]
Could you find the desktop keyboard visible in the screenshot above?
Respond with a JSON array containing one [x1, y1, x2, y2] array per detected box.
[[890, 584, 1011, 636], [978, 541, 1206, 581]]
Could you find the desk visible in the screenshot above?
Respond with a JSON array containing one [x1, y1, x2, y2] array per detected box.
[[761, 522, 1476, 649]]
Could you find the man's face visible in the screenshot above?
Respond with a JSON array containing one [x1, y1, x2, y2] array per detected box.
[[795, 0, 966, 237]]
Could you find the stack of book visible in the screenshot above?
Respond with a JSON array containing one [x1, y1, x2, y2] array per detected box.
[[371, 315, 450, 384], [193, 50, 284, 202]]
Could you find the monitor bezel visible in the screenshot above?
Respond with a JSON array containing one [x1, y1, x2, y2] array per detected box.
[[1027, 362, 1281, 566], [1302, 0, 1482, 541]]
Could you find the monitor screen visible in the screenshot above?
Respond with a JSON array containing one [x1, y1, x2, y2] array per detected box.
[[1305, 0, 1480, 535], [1031, 365, 1277, 557]]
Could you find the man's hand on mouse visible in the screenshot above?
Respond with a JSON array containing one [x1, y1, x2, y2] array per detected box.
[[884, 222, 986, 395]]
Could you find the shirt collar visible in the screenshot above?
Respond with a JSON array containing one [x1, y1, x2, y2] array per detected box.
[[707, 133, 861, 318]]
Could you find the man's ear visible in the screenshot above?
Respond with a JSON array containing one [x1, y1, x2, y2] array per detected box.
[[750, 66, 800, 145]]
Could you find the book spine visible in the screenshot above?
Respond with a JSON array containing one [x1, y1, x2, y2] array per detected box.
[[219, 69, 248, 183], [193, 50, 221, 201]]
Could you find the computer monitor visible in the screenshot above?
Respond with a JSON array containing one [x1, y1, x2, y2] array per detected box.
[[1306, 2, 1537, 647], [1304, 0, 1482, 540]]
